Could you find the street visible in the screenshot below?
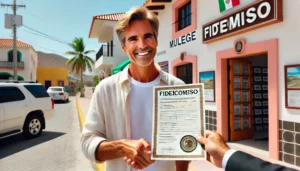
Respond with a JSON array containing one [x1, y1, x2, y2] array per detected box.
[[0, 97, 94, 171]]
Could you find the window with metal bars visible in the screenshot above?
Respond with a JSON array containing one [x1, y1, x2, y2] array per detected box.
[[178, 1, 192, 31]]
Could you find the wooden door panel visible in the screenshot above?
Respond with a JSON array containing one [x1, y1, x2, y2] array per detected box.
[[229, 60, 253, 141]]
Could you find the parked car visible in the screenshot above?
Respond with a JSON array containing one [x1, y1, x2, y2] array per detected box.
[[47, 86, 69, 103], [0, 81, 54, 139]]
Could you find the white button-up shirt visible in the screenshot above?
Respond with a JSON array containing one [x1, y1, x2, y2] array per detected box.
[[81, 65, 184, 171]]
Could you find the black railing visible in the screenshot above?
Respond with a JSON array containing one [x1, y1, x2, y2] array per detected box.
[[96, 46, 104, 61], [95, 44, 115, 61], [0, 61, 24, 69]]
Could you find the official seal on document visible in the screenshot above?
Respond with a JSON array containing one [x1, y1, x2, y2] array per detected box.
[[180, 135, 197, 152]]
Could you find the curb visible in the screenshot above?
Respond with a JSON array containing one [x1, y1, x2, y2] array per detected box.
[[75, 94, 105, 171]]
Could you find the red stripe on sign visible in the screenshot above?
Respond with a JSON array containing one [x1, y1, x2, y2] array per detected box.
[[232, 0, 240, 6]]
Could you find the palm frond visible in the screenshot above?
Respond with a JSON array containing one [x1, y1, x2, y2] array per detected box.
[[73, 37, 85, 52], [65, 37, 95, 76], [85, 59, 93, 73], [82, 59, 87, 72], [66, 57, 77, 66], [84, 56, 95, 64], [65, 51, 78, 55], [75, 59, 81, 75], [84, 50, 95, 55], [71, 60, 77, 73]]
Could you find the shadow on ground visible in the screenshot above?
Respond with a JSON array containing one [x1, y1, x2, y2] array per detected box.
[[54, 100, 72, 104], [0, 131, 65, 159]]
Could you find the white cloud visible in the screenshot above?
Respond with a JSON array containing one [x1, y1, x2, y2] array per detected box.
[[287, 67, 300, 73]]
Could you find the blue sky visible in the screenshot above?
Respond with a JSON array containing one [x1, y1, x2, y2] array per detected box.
[[0, 0, 144, 60], [287, 67, 300, 76], [200, 72, 214, 81]]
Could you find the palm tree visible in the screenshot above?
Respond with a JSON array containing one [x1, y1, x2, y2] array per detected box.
[[65, 37, 95, 97]]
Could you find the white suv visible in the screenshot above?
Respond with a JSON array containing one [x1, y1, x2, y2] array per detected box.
[[0, 81, 54, 139], [47, 86, 69, 103]]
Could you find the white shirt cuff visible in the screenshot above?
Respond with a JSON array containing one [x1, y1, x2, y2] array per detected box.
[[222, 149, 237, 169]]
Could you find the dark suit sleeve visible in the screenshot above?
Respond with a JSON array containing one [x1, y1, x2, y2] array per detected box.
[[225, 151, 298, 171]]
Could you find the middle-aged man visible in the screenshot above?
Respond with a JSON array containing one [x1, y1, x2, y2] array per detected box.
[[196, 131, 298, 171], [81, 6, 190, 171]]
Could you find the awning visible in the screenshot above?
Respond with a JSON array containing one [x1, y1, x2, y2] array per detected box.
[[0, 72, 24, 80], [112, 59, 130, 75], [17, 75, 24, 80], [0, 72, 13, 77]]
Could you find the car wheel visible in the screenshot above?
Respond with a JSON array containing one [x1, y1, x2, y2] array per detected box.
[[22, 115, 44, 139]]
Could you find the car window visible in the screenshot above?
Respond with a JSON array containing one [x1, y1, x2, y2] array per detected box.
[[23, 85, 50, 98], [0, 87, 25, 103], [49, 88, 63, 91]]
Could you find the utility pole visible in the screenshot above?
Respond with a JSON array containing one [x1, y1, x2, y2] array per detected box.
[[1, 1, 25, 80]]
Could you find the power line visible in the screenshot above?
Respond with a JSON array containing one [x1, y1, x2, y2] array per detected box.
[[17, 1, 66, 44], [21, 28, 69, 45], [35, 45, 65, 55], [22, 25, 69, 44], [20, 0, 44, 25], [17, 31, 66, 54]]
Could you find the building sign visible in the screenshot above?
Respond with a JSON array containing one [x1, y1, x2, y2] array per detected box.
[[158, 61, 169, 73], [202, 0, 283, 44], [170, 30, 196, 48]]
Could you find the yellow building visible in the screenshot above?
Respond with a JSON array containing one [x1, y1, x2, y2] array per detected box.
[[37, 67, 69, 90]]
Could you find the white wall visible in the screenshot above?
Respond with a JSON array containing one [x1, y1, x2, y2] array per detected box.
[[100, 21, 128, 60], [0, 48, 8, 61], [0, 47, 36, 81], [110, 21, 129, 61], [95, 21, 128, 71], [154, 0, 300, 122], [21, 48, 31, 81]]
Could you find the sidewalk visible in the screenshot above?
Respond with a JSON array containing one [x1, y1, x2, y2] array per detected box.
[[77, 87, 223, 171], [76, 87, 105, 171]]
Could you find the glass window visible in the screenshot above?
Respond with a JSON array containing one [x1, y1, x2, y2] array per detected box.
[[178, 1, 192, 31], [49, 88, 63, 91], [0, 87, 25, 103], [24, 85, 49, 98]]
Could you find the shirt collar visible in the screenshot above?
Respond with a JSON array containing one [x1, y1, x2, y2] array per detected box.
[[119, 63, 169, 85]]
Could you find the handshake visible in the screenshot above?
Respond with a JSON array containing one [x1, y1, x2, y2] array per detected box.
[[122, 138, 154, 170], [121, 131, 229, 170]]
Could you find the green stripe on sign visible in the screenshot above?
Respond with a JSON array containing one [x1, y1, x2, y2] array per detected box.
[[219, 0, 226, 12]]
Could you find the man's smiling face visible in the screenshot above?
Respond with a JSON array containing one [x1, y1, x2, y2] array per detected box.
[[122, 20, 158, 67]]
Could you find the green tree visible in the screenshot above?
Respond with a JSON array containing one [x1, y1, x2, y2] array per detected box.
[[93, 75, 99, 87], [65, 37, 95, 97]]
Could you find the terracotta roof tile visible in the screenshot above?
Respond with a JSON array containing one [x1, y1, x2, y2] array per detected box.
[[94, 13, 125, 21], [0, 39, 33, 48], [142, 0, 151, 6], [89, 13, 125, 38]]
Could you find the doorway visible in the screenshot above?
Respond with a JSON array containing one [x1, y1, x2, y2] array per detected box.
[[228, 54, 269, 156], [45, 80, 51, 90], [176, 63, 193, 84], [58, 80, 64, 87]]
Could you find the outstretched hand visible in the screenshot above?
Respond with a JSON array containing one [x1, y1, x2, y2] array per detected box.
[[196, 131, 230, 168]]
